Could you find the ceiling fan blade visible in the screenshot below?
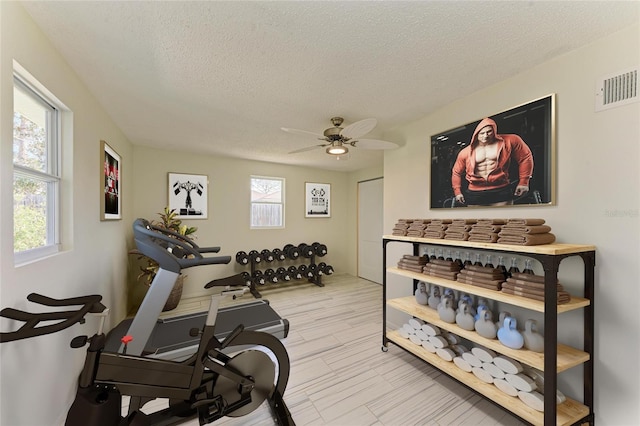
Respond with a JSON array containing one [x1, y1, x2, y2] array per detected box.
[[340, 118, 377, 139], [352, 138, 399, 150], [288, 144, 328, 154], [281, 127, 325, 139]]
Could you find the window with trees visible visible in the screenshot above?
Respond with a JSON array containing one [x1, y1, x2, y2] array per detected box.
[[13, 74, 61, 262], [250, 176, 284, 229]]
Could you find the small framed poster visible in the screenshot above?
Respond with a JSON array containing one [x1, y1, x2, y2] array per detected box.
[[168, 173, 208, 219], [305, 182, 330, 218], [100, 140, 121, 220]]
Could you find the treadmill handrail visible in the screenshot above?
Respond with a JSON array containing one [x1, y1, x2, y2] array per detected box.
[[133, 218, 230, 273]]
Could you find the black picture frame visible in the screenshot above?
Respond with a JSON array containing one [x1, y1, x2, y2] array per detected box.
[[430, 94, 556, 209]]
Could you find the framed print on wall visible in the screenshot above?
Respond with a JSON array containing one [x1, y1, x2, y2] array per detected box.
[[305, 182, 330, 217], [430, 94, 556, 209], [100, 140, 121, 220], [168, 173, 208, 219]]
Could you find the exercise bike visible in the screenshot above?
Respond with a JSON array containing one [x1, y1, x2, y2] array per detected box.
[[0, 279, 295, 425]]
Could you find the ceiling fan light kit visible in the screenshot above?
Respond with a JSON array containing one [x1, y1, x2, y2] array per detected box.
[[283, 116, 399, 158], [326, 143, 348, 155]]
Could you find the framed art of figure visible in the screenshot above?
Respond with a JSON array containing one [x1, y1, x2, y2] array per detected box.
[[168, 173, 208, 219], [305, 182, 331, 217], [100, 140, 121, 220], [430, 94, 556, 209]]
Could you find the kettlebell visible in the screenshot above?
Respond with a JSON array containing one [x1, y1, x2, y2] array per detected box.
[[428, 285, 441, 310], [523, 319, 544, 352], [475, 310, 497, 339], [437, 296, 456, 324], [497, 316, 524, 350], [455, 302, 475, 331]]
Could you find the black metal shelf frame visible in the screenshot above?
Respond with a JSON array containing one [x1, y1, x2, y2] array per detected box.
[[381, 237, 595, 426]]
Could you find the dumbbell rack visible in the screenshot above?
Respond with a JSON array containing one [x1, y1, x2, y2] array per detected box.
[[236, 243, 332, 299]]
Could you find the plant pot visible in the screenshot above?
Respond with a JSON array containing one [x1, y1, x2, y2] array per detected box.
[[163, 275, 184, 312]]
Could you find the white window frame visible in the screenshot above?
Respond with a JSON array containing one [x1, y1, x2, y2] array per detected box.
[[250, 176, 285, 229], [13, 72, 62, 264]]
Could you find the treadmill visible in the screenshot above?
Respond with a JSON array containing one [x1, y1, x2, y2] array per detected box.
[[105, 218, 289, 360]]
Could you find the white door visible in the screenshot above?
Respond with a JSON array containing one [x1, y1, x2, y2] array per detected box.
[[358, 177, 384, 284]]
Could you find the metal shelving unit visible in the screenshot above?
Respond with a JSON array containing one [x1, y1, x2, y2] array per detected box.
[[382, 235, 595, 426]]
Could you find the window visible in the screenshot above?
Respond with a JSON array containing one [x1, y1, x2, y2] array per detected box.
[[13, 74, 61, 263], [251, 176, 284, 229]]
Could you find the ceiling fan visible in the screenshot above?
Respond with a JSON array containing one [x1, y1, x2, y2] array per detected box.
[[282, 117, 398, 158]]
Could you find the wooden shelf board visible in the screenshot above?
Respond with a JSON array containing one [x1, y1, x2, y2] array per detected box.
[[386, 330, 590, 426], [387, 267, 590, 314], [383, 235, 595, 256], [387, 297, 590, 373]]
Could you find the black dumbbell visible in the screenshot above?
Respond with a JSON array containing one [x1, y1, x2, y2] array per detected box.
[[252, 270, 265, 285], [284, 244, 300, 260], [236, 251, 249, 265], [287, 265, 302, 280], [298, 264, 314, 279], [261, 249, 274, 263], [249, 250, 262, 264], [276, 267, 291, 282], [272, 248, 286, 262], [309, 263, 322, 276], [240, 271, 252, 286], [299, 243, 314, 258], [264, 268, 279, 284], [296, 264, 307, 278], [319, 262, 334, 275], [312, 242, 328, 257]]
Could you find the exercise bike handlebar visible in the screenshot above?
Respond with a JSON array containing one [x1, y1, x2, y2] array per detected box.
[[0, 293, 105, 343], [133, 218, 230, 273]]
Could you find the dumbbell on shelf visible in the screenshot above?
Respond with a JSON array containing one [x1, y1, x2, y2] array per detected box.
[[236, 251, 249, 265], [318, 262, 334, 275], [272, 248, 287, 262], [297, 264, 315, 279], [308, 264, 322, 276], [261, 249, 275, 263], [283, 244, 300, 260], [276, 267, 291, 282], [252, 270, 265, 286], [240, 271, 252, 286], [312, 242, 328, 257], [264, 268, 279, 284], [298, 243, 315, 258], [287, 266, 302, 280], [248, 250, 262, 264]]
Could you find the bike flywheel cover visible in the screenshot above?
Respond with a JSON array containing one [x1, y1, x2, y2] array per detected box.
[[213, 349, 276, 417]]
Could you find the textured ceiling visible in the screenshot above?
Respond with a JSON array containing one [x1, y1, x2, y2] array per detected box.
[[21, 1, 639, 172]]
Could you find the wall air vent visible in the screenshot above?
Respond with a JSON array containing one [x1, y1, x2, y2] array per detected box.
[[595, 66, 639, 112]]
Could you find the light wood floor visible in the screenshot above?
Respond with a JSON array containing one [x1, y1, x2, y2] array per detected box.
[[130, 274, 527, 426]]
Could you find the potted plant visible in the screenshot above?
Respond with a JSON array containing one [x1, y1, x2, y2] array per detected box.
[[130, 207, 197, 311]]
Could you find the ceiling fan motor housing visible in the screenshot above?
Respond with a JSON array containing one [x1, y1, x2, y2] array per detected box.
[[323, 126, 344, 140]]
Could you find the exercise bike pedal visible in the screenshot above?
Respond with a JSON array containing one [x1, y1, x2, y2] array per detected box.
[[193, 395, 226, 424]]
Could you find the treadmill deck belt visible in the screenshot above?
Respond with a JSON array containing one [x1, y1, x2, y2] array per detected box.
[[105, 299, 289, 359]]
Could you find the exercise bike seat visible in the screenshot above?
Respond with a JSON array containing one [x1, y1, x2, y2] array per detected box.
[[204, 273, 246, 288]]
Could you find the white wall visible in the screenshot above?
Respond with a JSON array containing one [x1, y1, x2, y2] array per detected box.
[[0, 3, 134, 425], [2, 1, 637, 425], [383, 24, 640, 426], [0, 5, 369, 424], [129, 145, 353, 307]]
